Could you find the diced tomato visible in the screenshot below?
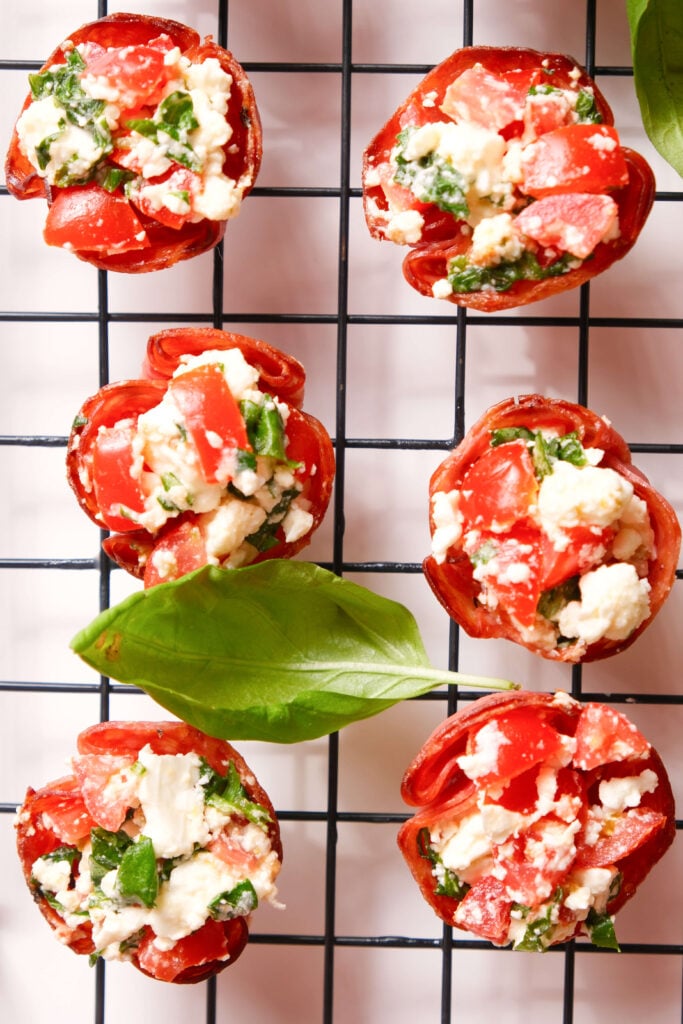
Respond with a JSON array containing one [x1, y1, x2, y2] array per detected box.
[[521, 124, 629, 198], [576, 807, 667, 867], [466, 524, 544, 628], [44, 184, 150, 255], [454, 876, 513, 944], [143, 518, 208, 587], [573, 704, 651, 770], [136, 919, 239, 982], [129, 168, 200, 230], [83, 35, 177, 113], [36, 785, 96, 845], [515, 193, 619, 259], [168, 365, 250, 484], [459, 440, 538, 530], [209, 832, 261, 873], [442, 65, 540, 133], [523, 90, 573, 141], [92, 422, 147, 533], [465, 708, 568, 788], [71, 753, 138, 832], [494, 816, 577, 904], [540, 524, 614, 591]]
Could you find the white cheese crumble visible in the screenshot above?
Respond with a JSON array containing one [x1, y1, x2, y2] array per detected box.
[[556, 562, 651, 643], [537, 460, 634, 546]]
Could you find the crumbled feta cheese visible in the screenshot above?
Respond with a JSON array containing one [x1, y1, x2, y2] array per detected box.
[[432, 278, 454, 299], [598, 769, 658, 812], [557, 562, 651, 643], [456, 720, 510, 779], [430, 489, 464, 562], [537, 460, 634, 545], [469, 212, 525, 267], [384, 208, 424, 244], [137, 746, 210, 859]]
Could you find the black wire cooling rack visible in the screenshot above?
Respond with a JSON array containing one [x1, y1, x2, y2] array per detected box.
[[1, 1, 682, 1023]]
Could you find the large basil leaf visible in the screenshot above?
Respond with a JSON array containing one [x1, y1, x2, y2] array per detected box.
[[71, 561, 516, 744], [627, 0, 683, 177]]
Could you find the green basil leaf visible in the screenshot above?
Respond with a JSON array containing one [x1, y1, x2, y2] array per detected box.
[[117, 835, 158, 909], [586, 908, 621, 951], [627, 0, 683, 177], [208, 878, 259, 920], [90, 827, 133, 886], [70, 561, 517, 744]]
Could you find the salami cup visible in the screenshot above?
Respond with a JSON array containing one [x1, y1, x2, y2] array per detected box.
[[67, 327, 335, 587], [424, 394, 681, 662], [5, 12, 262, 272], [15, 721, 283, 983], [362, 46, 655, 311], [398, 691, 675, 950]]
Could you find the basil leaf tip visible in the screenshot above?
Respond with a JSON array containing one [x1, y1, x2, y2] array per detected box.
[[70, 560, 517, 744], [627, 0, 683, 178]]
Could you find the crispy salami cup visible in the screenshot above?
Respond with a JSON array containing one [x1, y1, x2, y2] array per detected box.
[[362, 46, 655, 311], [15, 721, 283, 983], [5, 12, 261, 272], [424, 394, 680, 663], [67, 327, 335, 586], [398, 691, 675, 950]]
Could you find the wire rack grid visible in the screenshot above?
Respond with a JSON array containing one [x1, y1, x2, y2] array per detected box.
[[1, 1, 682, 1023]]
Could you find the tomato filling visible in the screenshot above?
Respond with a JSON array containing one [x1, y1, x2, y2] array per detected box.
[[373, 60, 629, 293], [430, 426, 654, 647], [419, 698, 666, 950], [88, 349, 314, 584]]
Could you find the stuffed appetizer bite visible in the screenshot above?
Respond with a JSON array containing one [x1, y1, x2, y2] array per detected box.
[[5, 12, 261, 272], [362, 46, 654, 310], [424, 394, 680, 662], [15, 721, 283, 983], [67, 328, 335, 586], [398, 691, 675, 950]]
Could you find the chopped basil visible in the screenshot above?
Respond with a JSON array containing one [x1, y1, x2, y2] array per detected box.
[[246, 486, 300, 553], [417, 827, 470, 900], [537, 576, 581, 621], [98, 165, 136, 193], [393, 126, 469, 218], [586, 908, 621, 951], [235, 448, 258, 473], [200, 759, 272, 828], [240, 395, 299, 465], [126, 91, 201, 172], [89, 827, 133, 886], [116, 835, 158, 909], [447, 249, 576, 294], [208, 878, 259, 920], [513, 889, 563, 951], [490, 427, 588, 479], [470, 539, 498, 567], [40, 844, 81, 867], [574, 88, 603, 124]]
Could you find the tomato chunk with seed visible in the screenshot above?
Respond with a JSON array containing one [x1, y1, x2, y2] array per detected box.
[[92, 422, 147, 532], [573, 704, 651, 770], [136, 919, 239, 982], [515, 193, 618, 259], [454, 876, 513, 944], [577, 807, 667, 867], [168, 365, 250, 484], [466, 524, 544, 628], [442, 66, 539, 132], [83, 35, 176, 111], [464, 708, 568, 787], [44, 184, 150, 255], [540, 524, 614, 591], [129, 168, 200, 230], [72, 753, 138, 832], [144, 519, 208, 587], [521, 124, 629, 198], [459, 440, 538, 530]]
